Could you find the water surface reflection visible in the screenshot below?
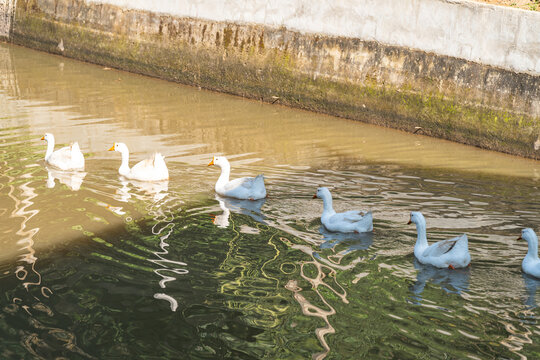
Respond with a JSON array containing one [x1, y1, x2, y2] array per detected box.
[[46, 166, 86, 191], [0, 43, 539, 359], [523, 273, 540, 309], [212, 195, 266, 228], [410, 259, 470, 302]]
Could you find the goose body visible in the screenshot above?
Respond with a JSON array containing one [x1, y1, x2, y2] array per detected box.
[[208, 156, 266, 200], [408, 211, 471, 269], [109, 142, 169, 182], [519, 228, 540, 279], [314, 187, 373, 233], [41, 133, 85, 171]]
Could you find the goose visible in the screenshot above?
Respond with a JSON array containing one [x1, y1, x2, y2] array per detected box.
[[519, 228, 540, 279], [408, 211, 471, 269], [108, 142, 169, 181], [313, 187, 373, 233], [208, 156, 266, 200], [41, 133, 85, 170]]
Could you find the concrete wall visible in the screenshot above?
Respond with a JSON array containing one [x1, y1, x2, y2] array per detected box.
[[82, 0, 540, 76], [4, 0, 540, 159], [0, 0, 16, 38]]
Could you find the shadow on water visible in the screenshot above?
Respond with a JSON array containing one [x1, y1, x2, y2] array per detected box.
[[1, 147, 91, 358]]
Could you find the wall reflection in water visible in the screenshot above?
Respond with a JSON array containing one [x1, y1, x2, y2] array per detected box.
[[146, 196, 188, 312], [5, 162, 91, 357], [281, 226, 372, 360], [2, 43, 539, 177]]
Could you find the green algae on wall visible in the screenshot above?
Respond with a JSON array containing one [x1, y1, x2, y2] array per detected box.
[[9, 0, 540, 159]]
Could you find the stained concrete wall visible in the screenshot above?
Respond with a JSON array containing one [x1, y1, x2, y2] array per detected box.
[[0, 0, 16, 38], [4, 0, 540, 158], [82, 0, 540, 76]]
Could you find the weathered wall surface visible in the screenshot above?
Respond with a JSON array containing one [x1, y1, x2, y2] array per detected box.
[[4, 0, 540, 158], [84, 0, 540, 76], [0, 0, 16, 38]]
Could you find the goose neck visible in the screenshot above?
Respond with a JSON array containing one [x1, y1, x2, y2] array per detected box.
[[414, 221, 429, 249], [526, 236, 539, 261], [216, 163, 231, 186], [118, 148, 130, 175], [321, 193, 335, 214], [45, 138, 55, 160]]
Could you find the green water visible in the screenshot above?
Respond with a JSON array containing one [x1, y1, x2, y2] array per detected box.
[[1, 43, 540, 359]]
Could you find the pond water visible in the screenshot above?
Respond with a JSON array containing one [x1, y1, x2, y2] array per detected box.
[[1, 43, 540, 359]]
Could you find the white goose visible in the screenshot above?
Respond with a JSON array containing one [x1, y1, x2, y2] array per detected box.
[[519, 228, 540, 279], [109, 142, 169, 181], [208, 156, 266, 200], [313, 187, 373, 233], [41, 133, 85, 170], [408, 211, 471, 269]]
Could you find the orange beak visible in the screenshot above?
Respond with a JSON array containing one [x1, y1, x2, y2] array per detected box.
[[108, 145, 115, 151], [407, 219, 412, 225], [312, 194, 317, 199], [208, 158, 214, 166], [40, 136, 45, 140], [517, 236, 522, 240]]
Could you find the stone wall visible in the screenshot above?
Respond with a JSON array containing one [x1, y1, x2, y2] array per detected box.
[[4, 0, 540, 158]]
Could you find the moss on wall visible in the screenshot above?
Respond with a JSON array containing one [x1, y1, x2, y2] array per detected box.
[[9, 0, 540, 159]]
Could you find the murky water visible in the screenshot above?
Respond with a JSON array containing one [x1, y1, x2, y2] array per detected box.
[[1, 42, 540, 359]]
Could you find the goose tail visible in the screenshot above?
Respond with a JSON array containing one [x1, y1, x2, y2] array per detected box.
[[70, 142, 81, 152], [254, 174, 267, 198], [153, 153, 166, 167], [357, 211, 373, 232]]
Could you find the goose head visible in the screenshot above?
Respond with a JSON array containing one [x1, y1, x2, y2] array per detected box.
[[407, 211, 426, 226], [518, 228, 538, 245], [41, 133, 54, 142], [208, 156, 229, 168], [313, 187, 332, 200], [108, 142, 128, 153]]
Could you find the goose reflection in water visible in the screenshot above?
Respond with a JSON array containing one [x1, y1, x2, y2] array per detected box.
[[46, 167, 86, 191], [115, 178, 169, 202], [212, 194, 266, 228], [316, 226, 374, 265], [523, 273, 540, 309], [410, 258, 470, 302], [318, 226, 374, 252]]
